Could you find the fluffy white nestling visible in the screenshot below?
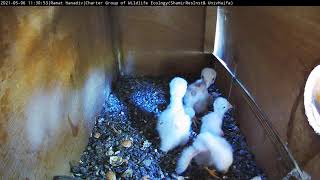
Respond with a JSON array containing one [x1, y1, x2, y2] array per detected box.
[[156, 77, 192, 153], [175, 132, 233, 175], [176, 97, 233, 175], [183, 67, 217, 118], [200, 97, 233, 136]]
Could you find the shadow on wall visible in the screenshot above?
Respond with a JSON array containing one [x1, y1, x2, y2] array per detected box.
[[0, 7, 114, 179]]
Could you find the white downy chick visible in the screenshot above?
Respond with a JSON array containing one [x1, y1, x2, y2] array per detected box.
[[175, 132, 233, 175], [176, 97, 233, 175], [156, 77, 192, 153], [183, 68, 217, 118], [200, 97, 233, 136]]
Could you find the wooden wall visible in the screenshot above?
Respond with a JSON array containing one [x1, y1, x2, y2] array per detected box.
[[0, 7, 115, 179], [110, 6, 215, 76], [214, 6, 320, 178]]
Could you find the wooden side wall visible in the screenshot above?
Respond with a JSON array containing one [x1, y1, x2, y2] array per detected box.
[[214, 6, 320, 178], [0, 7, 116, 179]]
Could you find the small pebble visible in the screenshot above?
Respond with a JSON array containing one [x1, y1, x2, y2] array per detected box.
[[95, 170, 100, 176], [143, 159, 152, 167], [106, 171, 116, 180], [106, 149, 114, 156], [121, 140, 132, 148], [142, 140, 151, 149], [122, 168, 133, 178], [94, 132, 101, 139], [109, 156, 123, 166], [98, 117, 105, 123]]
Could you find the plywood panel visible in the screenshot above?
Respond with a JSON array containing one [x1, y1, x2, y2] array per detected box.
[[0, 7, 115, 179], [304, 152, 320, 177], [111, 7, 209, 76], [204, 6, 217, 53], [215, 6, 320, 178]]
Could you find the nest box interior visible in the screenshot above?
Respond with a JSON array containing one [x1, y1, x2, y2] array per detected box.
[[0, 6, 320, 180]]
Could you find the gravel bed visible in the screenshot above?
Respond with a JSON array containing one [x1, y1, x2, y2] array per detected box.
[[70, 75, 267, 180]]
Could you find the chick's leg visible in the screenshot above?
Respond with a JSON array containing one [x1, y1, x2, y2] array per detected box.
[[204, 166, 220, 179], [192, 116, 200, 128]]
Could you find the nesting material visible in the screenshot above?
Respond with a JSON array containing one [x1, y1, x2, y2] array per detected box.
[[71, 76, 266, 179]]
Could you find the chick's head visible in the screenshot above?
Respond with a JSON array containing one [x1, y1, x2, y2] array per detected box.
[[201, 68, 217, 88], [169, 77, 188, 98], [213, 97, 232, 113]]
